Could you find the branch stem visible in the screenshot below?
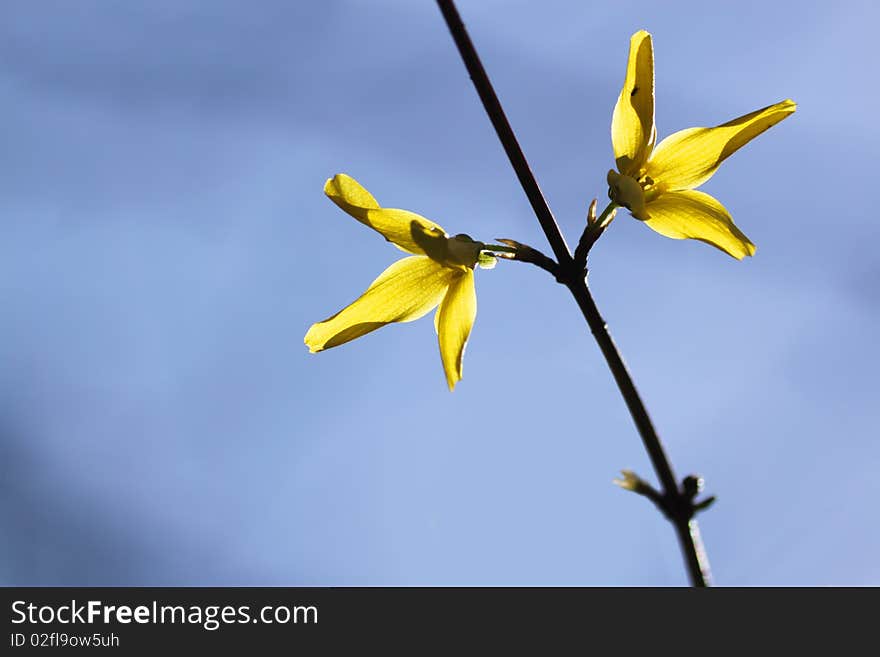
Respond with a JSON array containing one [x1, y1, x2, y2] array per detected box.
[[436, 0, 711, 586]]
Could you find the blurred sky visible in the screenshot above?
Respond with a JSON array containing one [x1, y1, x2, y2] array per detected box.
[[1, 0, 878, 586]]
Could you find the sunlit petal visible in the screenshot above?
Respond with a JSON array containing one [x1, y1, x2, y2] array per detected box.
[[611, 30, 655, 175], [305, 256, 456, 352], [645, 100, 796, 191], [324, 174, 446, 255], [436, 269, 477, 391], [643, 190, 756, 259]]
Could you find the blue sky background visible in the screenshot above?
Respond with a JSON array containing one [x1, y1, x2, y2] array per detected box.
[[1, 0, 877, 585]]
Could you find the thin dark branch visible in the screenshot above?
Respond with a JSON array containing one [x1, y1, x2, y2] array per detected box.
[[435, 0, 571, 266], [436, 0, 712, 586]]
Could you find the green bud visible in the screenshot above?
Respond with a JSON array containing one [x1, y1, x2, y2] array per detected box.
[[477, 252, 497, 269]]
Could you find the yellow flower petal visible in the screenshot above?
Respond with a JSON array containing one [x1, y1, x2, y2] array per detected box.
[[305, 256, 456, 352], [435, 269, 477, 391], [324, 174, 446, 255], [611, 30, 655, 176], [645, 100, 796, 191], [643, 190, 756, 259]]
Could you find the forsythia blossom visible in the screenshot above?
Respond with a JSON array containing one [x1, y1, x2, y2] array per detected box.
[[304, 174, 495, 391], [607, 30, 796, 259]]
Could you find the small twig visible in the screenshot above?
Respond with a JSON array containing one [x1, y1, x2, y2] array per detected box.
[[613, 469, 665, 509], [494, 239, 563, 281], [573, 201, 618, 269]]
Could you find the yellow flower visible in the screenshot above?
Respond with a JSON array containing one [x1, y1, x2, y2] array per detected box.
[[305, 174, 495, 391], [607, 30, 796, 259]]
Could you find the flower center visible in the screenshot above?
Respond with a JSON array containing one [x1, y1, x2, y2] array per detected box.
[[411, 223, 482, 269], [607, 170, 649, 220], [446, 234, 483, 269]]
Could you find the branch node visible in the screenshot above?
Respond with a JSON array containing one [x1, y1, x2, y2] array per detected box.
[[681, 474, 715, 517], [616, 470, 716, 521]]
